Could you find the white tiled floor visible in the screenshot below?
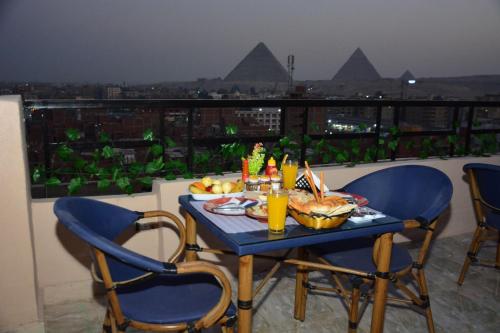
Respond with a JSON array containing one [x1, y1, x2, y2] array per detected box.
[[18, 233, 500, 333]]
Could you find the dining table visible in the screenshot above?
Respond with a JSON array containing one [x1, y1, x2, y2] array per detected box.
[[178, 194, 404, 333]]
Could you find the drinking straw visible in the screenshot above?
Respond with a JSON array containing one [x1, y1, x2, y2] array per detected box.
[[320, 171, 324, 202], [304, 161, 320, 202], [280, 154, 288, 171]]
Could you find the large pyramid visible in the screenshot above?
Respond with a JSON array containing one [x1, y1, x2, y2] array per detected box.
[[225, 42, 289, 82], [332, 48, 381, 81]]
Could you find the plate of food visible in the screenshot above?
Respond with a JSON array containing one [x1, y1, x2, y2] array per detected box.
[[245, 204, 268, 223], [189, 177, 245, 200], [204, 197, 258, 216]]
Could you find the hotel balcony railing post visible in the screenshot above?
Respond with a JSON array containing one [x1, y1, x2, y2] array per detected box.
[[41, 109, 52, 179], [391, 105, 401, 161], [158, 109, 166, 162], [280, 106, 287, 137], [449, 106, 460, 156], [374, 105, 383, 162], [465, 106, 474, 155], [300, 107, 309, 166], [187, 108, 194, 172]]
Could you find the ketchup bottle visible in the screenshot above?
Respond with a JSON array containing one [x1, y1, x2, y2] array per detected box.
[[242, 159, 249, 182], [265, 157, 278, 176]]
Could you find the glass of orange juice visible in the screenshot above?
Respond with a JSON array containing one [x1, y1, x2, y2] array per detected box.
[[267, 189, 289, 234], [282, 159, 299, 190]]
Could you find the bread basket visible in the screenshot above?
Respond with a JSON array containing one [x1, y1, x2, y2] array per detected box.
[[288, 208, 351, 230], [287, 189, 355, 229]]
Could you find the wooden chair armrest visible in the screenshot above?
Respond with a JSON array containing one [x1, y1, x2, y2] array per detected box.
[[403, 219, 422, 229], [176, 261, 233, 330], [138, 210, 187, 263], [478, 197, 500, 213]]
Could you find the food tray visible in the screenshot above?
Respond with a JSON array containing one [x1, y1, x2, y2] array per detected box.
[[288, 208, 351, 230]]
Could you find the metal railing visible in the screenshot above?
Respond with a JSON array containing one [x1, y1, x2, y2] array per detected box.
[[24, 98, 500, 197]]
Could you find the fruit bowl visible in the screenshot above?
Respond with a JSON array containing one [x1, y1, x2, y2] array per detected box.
[[189, 178, 245, 201], [190, 191, 245, 201]]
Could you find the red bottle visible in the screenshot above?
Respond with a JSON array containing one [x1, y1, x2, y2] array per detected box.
[[242, 159, 249, 182]]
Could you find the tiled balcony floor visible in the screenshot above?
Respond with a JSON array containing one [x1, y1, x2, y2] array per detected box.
[[42, 233, 500, 333]]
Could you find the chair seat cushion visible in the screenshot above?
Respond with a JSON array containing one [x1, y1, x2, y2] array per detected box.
[[486, 211, 500, 230], [310, 237, 413, 273], [117, 273, 236, 325]]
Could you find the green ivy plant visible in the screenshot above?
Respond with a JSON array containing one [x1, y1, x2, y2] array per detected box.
[[32, 128, 188, 195], [31, 121, 498, 196], [473, 133, 498, 156], [387, 126, 400, 154]]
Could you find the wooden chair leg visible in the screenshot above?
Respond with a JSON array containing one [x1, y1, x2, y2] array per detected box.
[[458, 225, 483, 285], [102, 307, 112, 333], [294, 247, 309, 321], [495, 231, 500, 269], [103, 307, 118, 333], [348, 277, 362, 333], [222, 323, 235, 333], [416, 268, 435, 333]]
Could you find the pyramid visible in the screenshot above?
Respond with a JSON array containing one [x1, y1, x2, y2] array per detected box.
[[332, 48, 381, 81], [225, 42, 289, 82], [400, 70, 416, 82]]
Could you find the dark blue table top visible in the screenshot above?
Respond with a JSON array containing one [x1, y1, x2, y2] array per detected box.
[[179, 195, 404, 256]]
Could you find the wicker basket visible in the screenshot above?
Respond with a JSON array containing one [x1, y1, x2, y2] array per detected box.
[[288, 207, 350, 230]]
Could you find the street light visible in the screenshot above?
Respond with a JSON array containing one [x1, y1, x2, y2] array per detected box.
[[400, 78, 416, 99], [400, 70, 416, 99]]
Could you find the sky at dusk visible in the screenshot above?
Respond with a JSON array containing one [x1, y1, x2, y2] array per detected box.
[[1, 0, 500, 83]]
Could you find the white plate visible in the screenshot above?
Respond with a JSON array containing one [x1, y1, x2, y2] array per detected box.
[[190, 191, 245, 201]]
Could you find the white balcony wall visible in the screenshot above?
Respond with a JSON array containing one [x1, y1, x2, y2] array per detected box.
[[0, 96, 42, 332], [1, 95, 499, 331]]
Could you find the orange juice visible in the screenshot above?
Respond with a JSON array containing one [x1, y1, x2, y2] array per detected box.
[[282, 160, 299, 189], [267, 190, 288, 233]]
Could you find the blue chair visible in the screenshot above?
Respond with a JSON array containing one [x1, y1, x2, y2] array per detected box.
[[458, 163, 500, 285], [54, 197, 236, 333], [293, 165, 453, 333]]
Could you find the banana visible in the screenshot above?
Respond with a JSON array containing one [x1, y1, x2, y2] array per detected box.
[[189, 185, 210, 194]]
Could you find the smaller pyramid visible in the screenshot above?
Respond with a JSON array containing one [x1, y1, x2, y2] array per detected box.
[[332, 48, 381, 81], [225, 42, 289, 82], [400, 70, 416, 82]]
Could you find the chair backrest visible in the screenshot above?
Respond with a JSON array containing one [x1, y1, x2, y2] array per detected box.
[[463, 163, 500, 209], [54, 197, 165, 281], [343, 165, 453, 223]]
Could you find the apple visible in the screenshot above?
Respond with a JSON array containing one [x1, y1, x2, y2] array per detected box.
[[201, 176, 212, 187], [211, 184, 223, 194], [222, 181, 233, 194]]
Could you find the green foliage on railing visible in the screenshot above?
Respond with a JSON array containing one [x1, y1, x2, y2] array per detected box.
[[31, 121, 499, 195], [473, 133, 497, 156], [32, 128, 190, 195]]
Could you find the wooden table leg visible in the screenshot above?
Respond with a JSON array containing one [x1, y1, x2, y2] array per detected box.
[[294, 247, 309, 321], [238, 255, 254, 333], [185, 213, 198, 262], [370, 233, 393, 333]]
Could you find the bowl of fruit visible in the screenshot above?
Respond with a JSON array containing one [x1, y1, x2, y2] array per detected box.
[[189, 177, 245, 200]]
